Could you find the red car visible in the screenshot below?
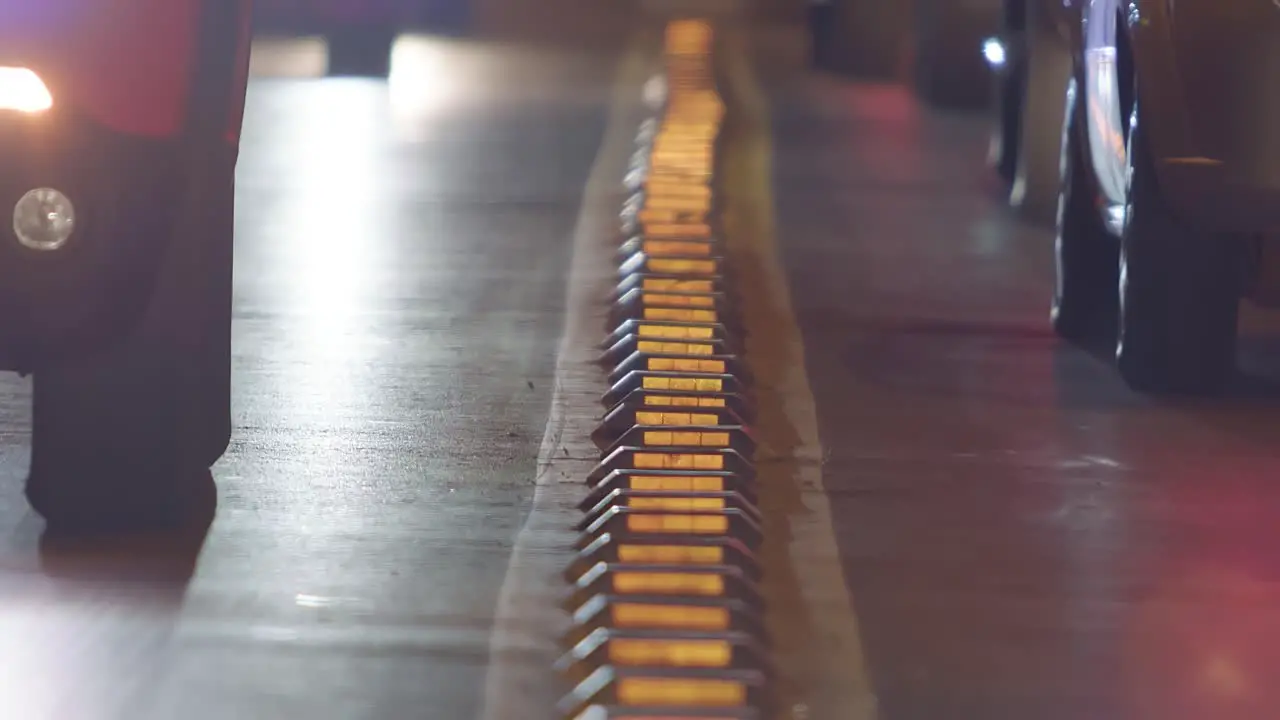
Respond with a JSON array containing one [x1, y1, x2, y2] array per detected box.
[[254, 0, 469, 76], [0, 0, 252, 527]]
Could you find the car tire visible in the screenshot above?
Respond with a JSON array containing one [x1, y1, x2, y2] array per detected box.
[[912, 0, 997, 110], [327, 25, 396, 78], [25, 147, 235, 533], [1052, 76, 1118, 343], [1115, 100, 1244, 395]]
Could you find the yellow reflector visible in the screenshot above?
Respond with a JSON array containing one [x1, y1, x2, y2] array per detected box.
[[643, 308, 717, 323], [636, 340, 715, 355], [617, 543, 724, 564], [644, 241, 712, 257], [647, 225, 714, 241], [642, 196, 712, 214], [641, 278, 713, 293], [652, 142, 712, 152], [642, 394, 726, 408], [651, 154, 712, 165], [644, 358, 725, 374], [640, 376, 723, 392], [612, 602, 731, 631], [609, 638, 732, 668], [613, 571, 725, 595], [617, 677, 745, 706], [636, 324, 715, 340], [641, 293, 714, 308], [659, 154, 710, 162], [637, 209, 699, 225], [626, 513, 730, 534], [642, 431, 730, 447], [629, 475, 725, 492], [634, 411, 721, 425], [644, 181, 712, 199], [651, 162, 712, 174], [633, 452, 725, 471], [627, 496, 728, 513], [658, 120, 711, 129]]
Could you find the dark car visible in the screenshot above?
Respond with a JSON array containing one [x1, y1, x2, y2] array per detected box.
[[982, 0, 1076, 221], [253, 0, 469, 76], [833, 0, 1001, 109], [1038, 0, 1280, 393]]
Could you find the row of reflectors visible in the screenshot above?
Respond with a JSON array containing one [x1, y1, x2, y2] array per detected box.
[[557, 19, 769, 720]]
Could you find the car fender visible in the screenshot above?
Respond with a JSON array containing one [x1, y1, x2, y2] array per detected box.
[[1079, 0, 1192, 211]]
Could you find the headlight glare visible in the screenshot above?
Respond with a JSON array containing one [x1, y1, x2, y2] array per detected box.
[[0, 67, 53, 113]]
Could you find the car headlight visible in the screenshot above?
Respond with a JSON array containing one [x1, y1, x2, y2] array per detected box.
[[0, 67, 52, 113], [13, 188, 75, 251]]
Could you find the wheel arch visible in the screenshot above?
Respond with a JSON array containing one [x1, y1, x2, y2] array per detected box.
[[1122, 1, 1196, 176], [1077, 0, 1191, 221]]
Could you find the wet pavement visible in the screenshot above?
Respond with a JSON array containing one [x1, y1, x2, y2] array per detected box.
[[0, 36, 616, 719], [767, 62, 1280, 719], [5, 12, 1280, 720]]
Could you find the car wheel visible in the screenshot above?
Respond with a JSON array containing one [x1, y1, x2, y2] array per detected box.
[[327, 25, 396, 78], [1115, 100, 1244, 395], [1052, 75, 1117, 343], [25, 149, 234, 533]]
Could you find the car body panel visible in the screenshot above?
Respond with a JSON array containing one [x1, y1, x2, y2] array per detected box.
[[0, 1, 199, 139], [1165, 1, 1280, 214], [0, 0, 251, 371], [1081, 0, 1280, 233], [1081, 0, 1128, 212]]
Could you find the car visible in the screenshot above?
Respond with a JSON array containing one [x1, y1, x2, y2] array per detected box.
[[253, 0, 469, 76], [1052, 0, 1280, 394], [982, 0, 1075, 221], [911, 0, 1003, 108], [835, 0, 1000, 109], [0, 0, 252, 529]]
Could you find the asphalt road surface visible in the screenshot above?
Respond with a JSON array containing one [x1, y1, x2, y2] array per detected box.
[[766, 62, 1280, 719], [0, 35, 615, 720], [6, 15, 1280, 720]]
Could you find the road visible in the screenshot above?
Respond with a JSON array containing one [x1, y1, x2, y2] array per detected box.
[[3, 13, 1280, 720], [762, 49, 1280, 720], [0, 34, 616, 720]]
